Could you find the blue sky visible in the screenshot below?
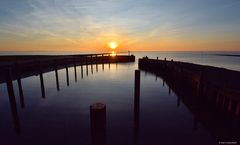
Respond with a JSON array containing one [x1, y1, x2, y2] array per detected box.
[[0, 0, 240, 51]]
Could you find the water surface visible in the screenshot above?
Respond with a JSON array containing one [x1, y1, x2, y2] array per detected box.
[[1, 51, 239, 145]]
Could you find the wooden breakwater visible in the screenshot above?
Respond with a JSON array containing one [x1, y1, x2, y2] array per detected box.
[[139, 57, 240, 117], [0, 53, 135, 83]]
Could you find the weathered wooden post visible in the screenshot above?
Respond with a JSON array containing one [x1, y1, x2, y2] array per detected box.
[[86, 57, 89, 76], [81, 62, 83, 78], [135, 70, 140, 100], [91, 55, 93, 65], [16, 61, 24, 108], [157, 57, 158, 60], [5, 68, 21, 134], [90, 103, 106, 145], [95, 55, 98, 72], [74, 64, 77, 82], [164, 58, 167, 69], [40, 72, 46, 98], [101, 54, 104, 71], [102, 61, 104, 71], [91, 55, 93, 74], [134, 70, 140, 145], [55, 69, 60, 91], [17, 78, 25, 108], [66, 67, 69, 86]]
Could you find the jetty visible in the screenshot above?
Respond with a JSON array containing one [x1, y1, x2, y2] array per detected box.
[[0, 53, 135, 83], [139, 57, 240, 118]]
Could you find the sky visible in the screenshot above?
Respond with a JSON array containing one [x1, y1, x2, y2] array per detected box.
[[0, 0, 240, 52]]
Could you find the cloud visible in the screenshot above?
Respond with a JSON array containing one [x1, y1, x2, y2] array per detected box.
[[0, 0, 240, 51]]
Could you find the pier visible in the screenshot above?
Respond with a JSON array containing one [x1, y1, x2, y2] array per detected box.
[[139, 57, 240, 118], [0, 53, 135, 83]]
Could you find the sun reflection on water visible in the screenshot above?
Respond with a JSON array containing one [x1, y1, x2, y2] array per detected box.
[[110, 51, 116, 57]]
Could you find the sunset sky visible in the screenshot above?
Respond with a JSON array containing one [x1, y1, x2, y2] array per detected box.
[[0, 0, 240, 52]]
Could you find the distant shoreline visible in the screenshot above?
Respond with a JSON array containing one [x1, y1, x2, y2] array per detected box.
[[213, 54, 240, 57]]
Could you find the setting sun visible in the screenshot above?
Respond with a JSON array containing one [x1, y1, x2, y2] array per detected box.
[[108, 41, 118, 50]]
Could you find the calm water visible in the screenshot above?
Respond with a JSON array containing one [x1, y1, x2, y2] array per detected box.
[[0, 51, 239, 145]]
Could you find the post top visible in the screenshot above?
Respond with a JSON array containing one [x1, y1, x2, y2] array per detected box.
[[90, 102, 106, 110]]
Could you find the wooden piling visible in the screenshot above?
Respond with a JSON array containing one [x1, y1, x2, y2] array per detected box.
[[90, 103, 106, 145], [91, 62, 93, 74], [5, 69, 21, 134], [134, 70, 140, 100], [66, 67, 69, 86], [55, 69, 60, 91], [81, 63, 83, 78], [86, 57, 89, 75], [134, 70, 140, 145], [40, 72, 46, 98], [74, 64, 77, 82], [17, 78, 25, 108], [91, 56, 93, 74], [96, 55, 98, 72]]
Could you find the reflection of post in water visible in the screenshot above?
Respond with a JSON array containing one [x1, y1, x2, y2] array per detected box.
[[102, 63, 104, 71], [55, 69, 60, 91], [81, 59, 84, 79], [91, 63, 93, 74], [134, 70, 140, 145], [86, 57, 89, 76], [74, 64, 77, 82], [86, 65, 89, 76], [90, 103, 106, 145], [96, 55, 98, 72], [17, 78, 25, 108], [102, 54, 104, 71], [40, 72, 46, 98], [66, 67, 69, 86], [91, 56, 93, 74], [5, 69, 21, 134], [96, 62, 98, 72]]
